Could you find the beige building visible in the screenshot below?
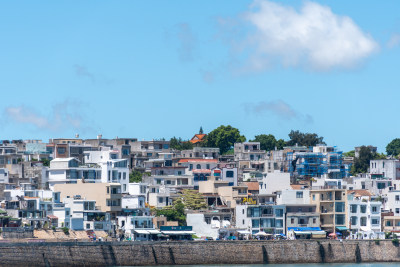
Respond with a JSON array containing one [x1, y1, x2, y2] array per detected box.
[[310, 189, 348, 233], [54, 179, 122, 218], [383, 216, 400, 232], [198, 178, 247, 208]]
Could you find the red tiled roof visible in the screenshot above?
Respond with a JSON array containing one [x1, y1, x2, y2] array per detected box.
[[290, 184, 303, 190], [244, 182, 259, 191], [190, 134, 207, 144], [348, 190, 372, 197], [178, 159, 218, 163]]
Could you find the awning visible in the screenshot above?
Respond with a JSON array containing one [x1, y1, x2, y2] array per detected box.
[[336, 226, 349, 231], [134, 230, 150, 234], [237, 230, 251, 235], [294, 231, 311, 235], [161, 231, 193, 235], [311, 231, 326, 238], [147, 230, 161, 234]]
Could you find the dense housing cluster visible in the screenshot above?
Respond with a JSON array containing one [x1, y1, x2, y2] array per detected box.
[[0, 132, 398, 241]]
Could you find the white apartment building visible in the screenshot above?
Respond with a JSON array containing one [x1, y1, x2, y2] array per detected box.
[[259, 171, 291, 195], [370, 159, 400, 180], [276, 189, 311, 205], [235, 204, 286, 234], [0, 168, 9, 184], [46, 156, 129, 193], [348, 198, 382, 239]]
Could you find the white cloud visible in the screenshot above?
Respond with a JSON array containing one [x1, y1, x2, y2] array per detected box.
[[387, 33, 400, 48], [244, 99, 313, 123], [4, 100, 87, 132], [225, 0, 379, 71]]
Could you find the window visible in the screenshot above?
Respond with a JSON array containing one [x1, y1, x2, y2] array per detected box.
[[350, 204, 358, 213], [86, 223, 90, 229], [296, 191, 303, 198], [396, 208, 400, 214], [226, 171, 234, 178], [206, 164, 210, 169], [275, 219, 283, 228], [360, 217, 367, 226], [123, 173, 126, 180], [335, 214, 345, 225], [360, 205, 367, 213], [242, 209, 245, 215], [291, 218, 294, 224], [335, 202, 345, 212], [196, 164, 201, 169], [252, 219, 260, 228], [57, 147, 66, 154], [275, 209, 283, 217], [396, 195, 400, 201], [371, 206, 378, 213], [159, 198, 163, 203], [312, 195, 315, 201], [351, 216, 358, 225], [371, 218, 380, 225], [313, 218, 316, 224]]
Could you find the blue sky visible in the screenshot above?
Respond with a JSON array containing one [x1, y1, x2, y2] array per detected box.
[[0, 0, 399, 152]]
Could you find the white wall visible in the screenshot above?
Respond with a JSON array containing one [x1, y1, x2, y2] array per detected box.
[[186, 213, 219, 239], [276, 190, 310, 205], [259, 172, 291, 194]]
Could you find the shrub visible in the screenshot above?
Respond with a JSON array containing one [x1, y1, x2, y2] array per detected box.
[[62, 227, 69, 235], [375, 239, 380, 245], [392, 238, 399, 246]]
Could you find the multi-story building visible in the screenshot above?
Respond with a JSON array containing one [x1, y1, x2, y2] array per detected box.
[[236, 204, 286, 234], [310, 189, 348, 233], [347, 197, 381, 239], [285, 204, 320, 233], [54, 180, 122, 220], [370, 159, 400, 180]]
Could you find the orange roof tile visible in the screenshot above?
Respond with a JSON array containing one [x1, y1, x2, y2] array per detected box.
[[190, 134, 207, 144], [244, 182, 259, 191], [290, 185, 303, 190], [348, 190, 372, 197]]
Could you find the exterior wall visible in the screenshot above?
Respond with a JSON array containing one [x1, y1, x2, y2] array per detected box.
[[186, 213, 219, 239], [0, 168, 9, 183], [310, 189, 348, 233], [348, 199, 381, 236], [3, 240, 400, 266], [54, 181, 121, 213], [370, 159, 400, 180], [236, 204, 286, 234], [387, 190, 400, 215], [259, 172, 291, 195], [276, 190, 310, 205]]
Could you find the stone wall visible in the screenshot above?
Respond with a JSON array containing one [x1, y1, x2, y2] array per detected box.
[[0, 240, 400, 267]]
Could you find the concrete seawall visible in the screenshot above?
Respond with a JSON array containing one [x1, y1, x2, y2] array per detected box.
[[1, 240, 400, 266]]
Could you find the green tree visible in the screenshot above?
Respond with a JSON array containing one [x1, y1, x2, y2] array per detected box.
[[286, 130, 326, 147], [170, 137, 193, 150], [129, 170, 144, 183], [154, 199, 187, 226], [351, 146, 384, 175], [40, 158, 50, 167], [205, 125, 246, 154], [386, 138, 400, 157], [343, 150, 355, 157], [250, 134, 280, 151]]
